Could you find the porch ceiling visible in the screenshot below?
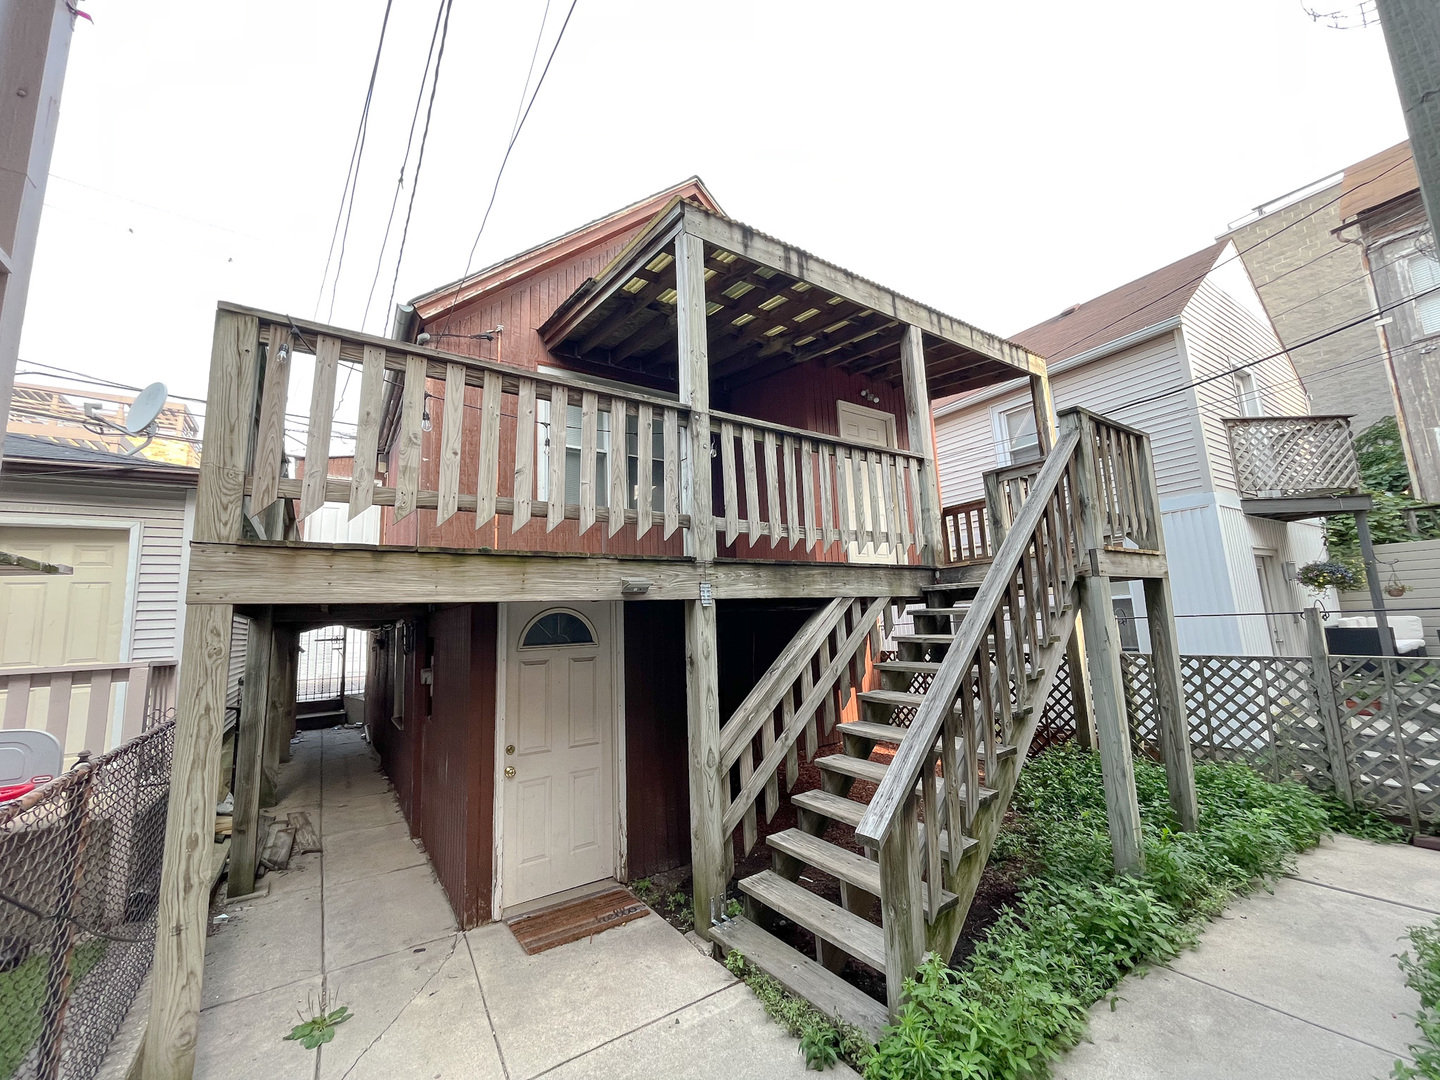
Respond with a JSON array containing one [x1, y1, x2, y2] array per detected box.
[[538, 202, 1039, 400]]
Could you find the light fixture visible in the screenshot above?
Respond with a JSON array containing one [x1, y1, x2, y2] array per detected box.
[[859, 389, 881, 404], [421, 392, 433, 432], [416, 328, 499, 346]]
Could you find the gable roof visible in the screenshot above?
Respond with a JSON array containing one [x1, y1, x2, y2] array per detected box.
[[1338, 141, 1418, 221], [3, 432, 198, 483], [1008, 241, 1228, 364], [409, 177, 723, 320]]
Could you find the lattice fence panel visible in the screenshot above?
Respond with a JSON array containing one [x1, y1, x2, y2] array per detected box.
[[1332, 656, 1440, 825], [1030, 655, 1078, 755], [1225, 416, 1361, 498]]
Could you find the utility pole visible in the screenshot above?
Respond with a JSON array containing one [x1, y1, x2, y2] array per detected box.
[[1376, 0, 1440, 240], [0, 1, 76, 469]]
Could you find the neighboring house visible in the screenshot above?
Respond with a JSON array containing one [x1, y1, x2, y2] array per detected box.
[[0, 432, 196, 759], [9, 381, 202, 467], [1223, 174, 1395, 434], [151, 177, 1199, 1048], [1336, 141, 1440, 502], [934, 241, 1330, 657]]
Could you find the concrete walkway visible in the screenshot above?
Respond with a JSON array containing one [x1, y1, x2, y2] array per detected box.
[[196, 726, 854, 1080], [1055, 834, 1439, 1079]]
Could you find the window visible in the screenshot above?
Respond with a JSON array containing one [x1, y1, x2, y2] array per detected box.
[[1000, 404, 1041, 465], [531, 401, 684, 512], [520, 610, 596, 648], [1409, 251, 1440, 336], [1233, 370, 1263, 417]]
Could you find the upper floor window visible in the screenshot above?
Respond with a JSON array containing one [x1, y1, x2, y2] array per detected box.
[[1234, 370, 1263, 417], [1408, 251, 1440, 336], [1000, 404, 1041, 466]]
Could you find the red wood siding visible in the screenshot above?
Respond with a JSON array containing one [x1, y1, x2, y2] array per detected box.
[[622, 601, 690, 879]]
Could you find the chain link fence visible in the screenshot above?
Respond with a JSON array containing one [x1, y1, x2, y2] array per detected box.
[[0, 720, 174, 1080]]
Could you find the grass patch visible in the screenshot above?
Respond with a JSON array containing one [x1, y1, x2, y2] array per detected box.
[[1393, 917, 1440, 1079], [866, 745, 1404, 1080], [725, 950, 874, 1071], [0, 938, 108, 1076]]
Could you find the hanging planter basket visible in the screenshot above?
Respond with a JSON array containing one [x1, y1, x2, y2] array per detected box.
[[1296, 560, 1362, 591]]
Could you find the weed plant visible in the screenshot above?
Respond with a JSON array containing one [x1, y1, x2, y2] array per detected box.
[[866, 745, 1405, 1080], [1393, 918, 1440, 1080]]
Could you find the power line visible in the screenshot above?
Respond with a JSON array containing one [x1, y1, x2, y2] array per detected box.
[[315, 0, 394, 322], [361, 0, 448, 335], [1033, 157, 1412, 362], [381, 0, 456, 331], [433, 0, 581, 334]]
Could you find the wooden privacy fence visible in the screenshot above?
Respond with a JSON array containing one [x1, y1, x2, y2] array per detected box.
[[1114, 649, 1440, 828], [0, 662, 177, 760], [1224, 415, 1362, 498], [715, 415, 927, 562]]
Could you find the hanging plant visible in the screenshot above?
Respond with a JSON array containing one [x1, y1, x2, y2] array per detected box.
[[1386, 581, 1413, 598], [1296, 559, 1363, 591]]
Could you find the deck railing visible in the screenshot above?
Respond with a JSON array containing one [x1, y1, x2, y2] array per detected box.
[[1087, 415, 1162, 551], [1225, 415, 1362, 500], [939, 499, 991, 564], [713, 414, 928, 563], [0, 661, 177, 759]]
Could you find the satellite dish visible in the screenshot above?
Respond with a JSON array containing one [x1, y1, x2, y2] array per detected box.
[[124, 382, 167, 434]]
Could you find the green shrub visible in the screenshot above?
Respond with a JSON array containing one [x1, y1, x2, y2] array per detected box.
[[1393, 918, 1440, 1080], [867, 745, 1402, 1080]]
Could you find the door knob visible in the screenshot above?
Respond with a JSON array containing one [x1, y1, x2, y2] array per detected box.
[[504, 766, 516, 779]]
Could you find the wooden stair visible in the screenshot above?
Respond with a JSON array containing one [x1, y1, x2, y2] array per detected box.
[[707, 581, 1047, 1039]]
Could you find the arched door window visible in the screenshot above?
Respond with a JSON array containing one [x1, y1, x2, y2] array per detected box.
[[518, 609, 596, 649]]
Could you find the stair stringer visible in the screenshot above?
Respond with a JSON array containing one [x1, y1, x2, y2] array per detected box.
[[924, 588, 1080, 960]]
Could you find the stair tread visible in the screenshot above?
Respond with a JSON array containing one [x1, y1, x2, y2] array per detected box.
[[767, 829, 959, 919], [793, 790, 980, 862], [893, 634, 956, 644], [738, 870, 887, 972], [856, 691, 929, 709], [816, 754, 1000, 805], [709, 917, 888, 1043], [873, 660, 942, 674], [907, 607, 972, 617]]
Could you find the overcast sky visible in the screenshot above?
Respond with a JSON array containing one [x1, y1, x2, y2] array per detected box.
[[19, 0, 1408, 420]]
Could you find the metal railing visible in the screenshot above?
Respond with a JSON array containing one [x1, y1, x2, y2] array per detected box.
[[1225, 415, 1362, 499], [0, 720, 175, 1080]]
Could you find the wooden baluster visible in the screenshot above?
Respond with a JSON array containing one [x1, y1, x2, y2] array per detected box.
[[636, 403, 653, 537], [1044, 500, 1064, 620], [961, 670, 979, 828], [44, 673, 71, 743], [476, 370, 502, 528], [739, 738, 758, 855], [742, 427, 762, 545], [513, 379, 536, 533], [761, 701, 779, 822], [436, 362, 466, 526], [991, 608, 1014, 746], [763, 429, 782, 548], [395, 355, 426, 522], [1018, 535, 1040, 662], [896, 458, 913, 558], [1032, 528, 1054, 645], [939, 697, 965, 875], [819, 634, 838, 734], [608, 399, 628, 537], [834, 447, 853, 550], [578, 391, 599, 534], [871, 451, 890, 554], [977, 647, 995, 782], [300, 334, 341, 521], [663, 407, 680, 539], [818, 443, 836, 550], [800, 440, 818, 552], [854, 449, 873, 554], [919, 751, 941, 919], [884, 454, 902, 554], [784, 435, 800, 551], [251, 325, 292, 517], [797, 652, 815, 769], [721, 420, 740, 545], [548, 384, 567, 532], [350, 344, 386, 520], [784, 678, 800, 790], [84, 670, 113, 755], [1006, 576, 1026, 690]]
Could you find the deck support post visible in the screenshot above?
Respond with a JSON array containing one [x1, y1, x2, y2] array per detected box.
[[878, 795, 924, 1020], [144, 310, 261, 1080], [275, 628, 299, 764], [1142, 575, 1198, 831], [230, 608, 273, 896], [899, 325, 944, 565], [676, 228, 727, 936], [1066, 622, 1096, 750], [1355, 509, 1395, 656], [1061, 409, 1144, 874], [261, 624, 295, 798], [1305, 604, 1354, 807]]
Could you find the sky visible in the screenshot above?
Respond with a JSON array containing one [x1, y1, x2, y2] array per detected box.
[[18, 0, 1410, 430]]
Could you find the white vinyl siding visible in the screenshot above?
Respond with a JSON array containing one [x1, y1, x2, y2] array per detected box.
[[935, 331, 1198, 504], [0, 477, 190, 662], [1407, 251, 1440, 335]]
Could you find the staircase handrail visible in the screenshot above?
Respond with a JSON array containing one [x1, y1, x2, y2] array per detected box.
[[854, 428, 1081, 848]]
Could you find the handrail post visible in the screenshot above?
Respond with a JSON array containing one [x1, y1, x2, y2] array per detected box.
[[877, 794, 924, 1019], [1060, 408, 1144, 874], [1305, 604, 1354, 807], [900, 324, 944, 565]]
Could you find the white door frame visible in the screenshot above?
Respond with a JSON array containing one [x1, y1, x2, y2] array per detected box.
[[491, 600, 626, 920], [1253, 550, 1293, 656]]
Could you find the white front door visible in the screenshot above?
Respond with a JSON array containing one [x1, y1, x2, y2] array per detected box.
[[836, 400, 900, 565], [502, 602, 616, 908], [1253, 553, 1294, 656]]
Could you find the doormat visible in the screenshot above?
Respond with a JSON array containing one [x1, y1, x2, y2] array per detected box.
[[507, 886, 650, 955]]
